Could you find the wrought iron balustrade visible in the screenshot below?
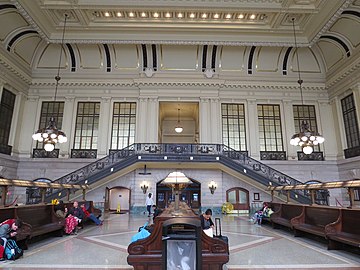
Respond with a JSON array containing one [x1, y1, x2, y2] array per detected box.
[[38, 143, 309, 203]]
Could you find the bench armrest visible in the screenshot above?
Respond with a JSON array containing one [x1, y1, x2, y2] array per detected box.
[[290, 207, 305, 226], [269, 205, 282, 220], [325, 210, 342, 235]]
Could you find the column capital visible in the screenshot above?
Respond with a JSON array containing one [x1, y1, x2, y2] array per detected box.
[[65, 95, 76, 102], [101, 96, 112, 103], [27, 95, 39, 102]]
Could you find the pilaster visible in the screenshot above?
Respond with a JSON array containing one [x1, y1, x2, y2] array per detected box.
[[199, 98, 211, 143], [282, 100, 296, 159], [210, 98, 221, 143], [318, 100, 339, 160], [247, 99, 260, 159], [147, 97, 159, 143], [98, 97, 112, 157], [136, 97, 148, 143], [17, 96, 40, 157], [8, 92, 25, 154], [61, 96, 76, 158]]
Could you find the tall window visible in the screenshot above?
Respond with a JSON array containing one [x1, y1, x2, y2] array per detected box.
[[73, 102, 100, 149], [293, 105, 320, 151], [36, 102, 64, 148], [257, 104, 284, 151], [341, 94, 360, 149], [221, 103, 247, 151], [111, 102, 136, 149], [0, 89, 16, 154]]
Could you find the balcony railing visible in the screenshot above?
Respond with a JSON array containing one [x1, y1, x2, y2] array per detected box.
[[35, 143, 309, 203]]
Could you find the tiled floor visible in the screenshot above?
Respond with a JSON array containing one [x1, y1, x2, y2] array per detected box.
[[1, 213, 359, 270]]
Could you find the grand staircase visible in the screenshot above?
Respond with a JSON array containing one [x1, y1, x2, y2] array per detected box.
[[34, 143, 311, 204]]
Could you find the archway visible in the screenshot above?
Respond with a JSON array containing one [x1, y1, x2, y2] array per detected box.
[[226, 187, 249, 211], [108, 186, 131, 211], [156, 177, 201, 210]]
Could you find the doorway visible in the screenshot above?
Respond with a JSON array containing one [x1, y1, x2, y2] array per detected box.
[[108, 187, 131, 211], [226, 187, 249, 211], [156, 179, 201, 209], [159, 102, 199, 143]]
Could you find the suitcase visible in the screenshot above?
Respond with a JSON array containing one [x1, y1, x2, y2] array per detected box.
[[214, 217, 229, 245]]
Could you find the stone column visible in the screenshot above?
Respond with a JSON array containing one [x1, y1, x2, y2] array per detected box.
[[330, 98, 345, 158], [210, 98, 221, 143], [17, 96, 40, 158], [61, 96, 76, 158], [98, 97, 112, 157], [247, 99, 260, 159], [353, 84, 360, 130], [199, 98, 211, 143], [135, 97, 148, 143], [318, 100, 339, 160], [282, 100, 296, 159], [147, 97, 159, 143]]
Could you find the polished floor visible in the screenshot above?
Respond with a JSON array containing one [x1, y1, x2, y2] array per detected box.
[[0, 212, 359, 270]]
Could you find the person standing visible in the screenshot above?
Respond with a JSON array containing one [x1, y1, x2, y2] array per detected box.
[[146, 193, 154, 217]]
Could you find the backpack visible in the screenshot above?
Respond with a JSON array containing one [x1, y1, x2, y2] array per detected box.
[[4, 239, 23, 260]]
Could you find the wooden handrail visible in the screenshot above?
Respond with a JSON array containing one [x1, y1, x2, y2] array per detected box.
[[267, 179, 360, 191], [0, 178, 89, 189]]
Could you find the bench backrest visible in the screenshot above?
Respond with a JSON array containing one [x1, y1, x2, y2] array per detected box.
[[342, 209, 360, 235], [0, 207, 16, 221], [268, 202, 281, 213], [16, 205, 54, 228], [281, 204, 303, 220], [304, 207, 340, 228]]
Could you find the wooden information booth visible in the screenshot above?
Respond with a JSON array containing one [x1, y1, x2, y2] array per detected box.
[[127, 203, 229, 270]]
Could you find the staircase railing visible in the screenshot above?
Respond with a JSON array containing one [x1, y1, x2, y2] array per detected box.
[[31, 143, 309, 203]]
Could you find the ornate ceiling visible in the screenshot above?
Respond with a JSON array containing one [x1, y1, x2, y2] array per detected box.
[[10, 0, 355, 46]]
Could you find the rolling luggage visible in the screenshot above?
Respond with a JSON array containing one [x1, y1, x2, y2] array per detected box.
[[214, 217, 229, 245]]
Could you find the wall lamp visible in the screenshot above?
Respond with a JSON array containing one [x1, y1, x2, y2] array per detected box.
[[208, 181, 217, 194], [140, 181, 149, 194]]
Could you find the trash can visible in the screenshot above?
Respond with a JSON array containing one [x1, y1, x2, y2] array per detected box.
[[162, 217, 202, 270]]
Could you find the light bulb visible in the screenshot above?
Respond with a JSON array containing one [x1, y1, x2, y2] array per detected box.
[[294, 137, 300, 143], [44, 143, 55, 152], [309, 135, 316, 141], [290, 139, 296, 145], [303, 145, 313, 155], [42, 133, 48, 138], [175, 126, 183, 133], [50, 133, 57, 139], [313, 140, 319, 145], [301, 136, 308, 142]]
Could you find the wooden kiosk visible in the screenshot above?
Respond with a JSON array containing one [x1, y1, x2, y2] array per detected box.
[[127, 203, 229, 270]]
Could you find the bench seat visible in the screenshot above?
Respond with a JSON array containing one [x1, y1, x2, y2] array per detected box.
[[270, 204, 303, 229], [327, 232, 360, 248]]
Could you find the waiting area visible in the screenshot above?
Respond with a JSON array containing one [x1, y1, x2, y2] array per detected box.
[[0, 210, 359, 270]]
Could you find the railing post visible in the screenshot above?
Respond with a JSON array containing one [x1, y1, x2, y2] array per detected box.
[[1, 186, 8, 206], [286, 191, 290, 203], [271, 190, 274, 202], [82, 188, 86, 200], [310, 190, 316, 205], [347, 188, 354, 209], [66, 188, 71, 201], [41, 188, 46, 203]]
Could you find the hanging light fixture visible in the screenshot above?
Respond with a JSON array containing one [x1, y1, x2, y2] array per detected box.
[[32, 14, 69, 152], [174, 107, 183, 133], [289, 18, 324, 155]]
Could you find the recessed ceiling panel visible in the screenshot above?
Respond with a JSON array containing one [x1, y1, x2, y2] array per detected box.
[[219, 46, 246, 72], [160, 45, 199, 71], [113, 44, 140, 70], [14, 36, 42, 66], [76, 44, 104, 70], [291, 47, 321, 73], [256, 47, 283, 73], [317, 40, 345, 70], [0, 12, 28, 41], [37, 44, 68, 69], [330, 18, 360, 48]]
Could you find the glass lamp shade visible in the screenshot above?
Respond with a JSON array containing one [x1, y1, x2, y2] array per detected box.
[[175, 126, 183, 133], [44, 143, 55, 152], [302, 145, 313, 155]]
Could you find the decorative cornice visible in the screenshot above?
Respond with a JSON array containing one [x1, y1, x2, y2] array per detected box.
[[326, 61, 360, 90], [0, 58, 31, 85], [309, 0, 353, 46], [30, 79, 326, 92], [11, 0, 48, 41]]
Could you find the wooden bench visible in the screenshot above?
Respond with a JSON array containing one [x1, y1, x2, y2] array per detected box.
[[128, 205, 229, 270], [291, 206, 340, 238], [16, 204, 65, 240], [270, 203, 304, 229], [325, 208, 360, 250], [262, 202, 281, 223]]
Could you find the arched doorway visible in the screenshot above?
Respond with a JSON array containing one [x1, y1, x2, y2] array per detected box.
[[156, 178, 201, 210], [107, 186, 131, 211], [226, 187, 249, 211]]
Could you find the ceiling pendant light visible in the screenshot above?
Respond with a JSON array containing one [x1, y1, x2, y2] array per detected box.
[[289, 18, 324, 155], [175, 108, 183, 133], [32, 14, 69, 151]]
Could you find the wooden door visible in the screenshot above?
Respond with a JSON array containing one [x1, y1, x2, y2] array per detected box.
[[226, 188, 249, 210]]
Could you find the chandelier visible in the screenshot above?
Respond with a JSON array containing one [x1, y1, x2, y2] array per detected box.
[[289, 18, 324, 155], [32, 14, 68, 152], [174, 107, 183, 133]]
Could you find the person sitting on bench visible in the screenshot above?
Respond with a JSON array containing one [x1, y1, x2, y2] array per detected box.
[[80, 204, 103, 226], [69, 201, 85, 228]]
